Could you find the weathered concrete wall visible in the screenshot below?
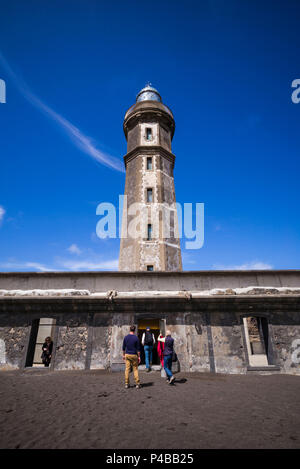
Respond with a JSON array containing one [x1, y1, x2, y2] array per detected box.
[[127, 124, 140, 153], [272, 321, 300, 374], [90, 313, 111, 369], [55, 326, 88, 370], [118, 155, 140, 271], [0, 326, 28, 369], [167, 324, 211, 373], [1, 270, 299, 293], [159, 125, 171, 151], [0, 296, 299, 375], [210, 313, 246, 374]]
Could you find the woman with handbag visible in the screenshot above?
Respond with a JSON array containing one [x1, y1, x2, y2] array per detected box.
[[157, 330, 175, 384]]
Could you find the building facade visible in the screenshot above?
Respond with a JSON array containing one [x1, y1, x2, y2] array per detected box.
[[0, 88, 300, 375], [0, 270, 300, 374]]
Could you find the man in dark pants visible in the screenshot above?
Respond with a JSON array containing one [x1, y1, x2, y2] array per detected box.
[[122, 325, 141, 389], [142, 326, 156, 372]]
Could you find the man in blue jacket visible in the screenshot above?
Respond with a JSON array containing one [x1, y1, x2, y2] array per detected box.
[[122, 325, 141, 389]]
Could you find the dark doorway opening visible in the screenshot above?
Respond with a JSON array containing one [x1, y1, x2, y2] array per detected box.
[[25, 319, 39, 367], [25, 318, 56, 367], [243, 316, 269, 366], [138, 318, 162, 366]]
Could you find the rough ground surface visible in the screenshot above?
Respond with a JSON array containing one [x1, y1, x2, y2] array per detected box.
[[0, 369, 300, 449]]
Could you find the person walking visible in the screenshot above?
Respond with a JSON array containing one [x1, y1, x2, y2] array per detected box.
[[122, 325, 141, 389], [158, 330, 175, 384], [141, 326, 155, 372]]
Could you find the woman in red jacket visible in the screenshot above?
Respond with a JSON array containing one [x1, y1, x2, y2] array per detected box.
[[157, 333, 165, 368]]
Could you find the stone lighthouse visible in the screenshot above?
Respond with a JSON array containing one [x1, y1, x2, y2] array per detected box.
[[119, 85, 182, 272]]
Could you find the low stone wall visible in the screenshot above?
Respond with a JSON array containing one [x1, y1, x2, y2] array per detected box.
[[0, 295, 299, 375], [0, 270, 300, 293]]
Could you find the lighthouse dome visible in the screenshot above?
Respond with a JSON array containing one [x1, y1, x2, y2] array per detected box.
[[136, 84, 162, 103]]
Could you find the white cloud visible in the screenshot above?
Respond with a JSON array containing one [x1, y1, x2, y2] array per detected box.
[[57, 258, 119, 271], [0, 206, 5, 223], [0, 262, 55, 272], [67, 244, 82, 255], [0, 256, 119, 272], [25, 262, 56, 272], [212, 261, 273, 270], [0, 52, 124, 173]]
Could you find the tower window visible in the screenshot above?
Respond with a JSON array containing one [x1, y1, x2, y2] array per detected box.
[[146, 128, 152, 140], [147, 224, 153, 240], [147, 157, 153, 170], [147, 265, 154, 271], [147, 188, 153, 202]]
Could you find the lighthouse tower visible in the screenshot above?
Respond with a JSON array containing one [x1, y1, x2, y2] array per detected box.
[[119, 85, 182, 272]]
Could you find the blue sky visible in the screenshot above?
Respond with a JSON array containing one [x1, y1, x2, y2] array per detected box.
[[0, 0, 299, 272]]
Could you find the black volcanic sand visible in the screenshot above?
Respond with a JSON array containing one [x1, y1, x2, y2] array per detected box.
[[0, 369, 300, 449]]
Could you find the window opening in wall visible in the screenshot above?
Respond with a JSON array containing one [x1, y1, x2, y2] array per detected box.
[[147, 265, 154, 271], [147, 188, 153, 202], [147, 157, 152, 170], [146, 127, 152, 140], [25, 318, 56, 368], [147, 224, 152, 240], [243, 316, 268, 367]]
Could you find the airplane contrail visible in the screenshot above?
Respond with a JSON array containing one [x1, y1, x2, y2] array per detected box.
[[0, 52, 124, 173]]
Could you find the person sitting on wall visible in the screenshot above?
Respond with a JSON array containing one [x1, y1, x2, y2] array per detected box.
[[122, 325, 141, 389], [141, 326, 156, 372], [41, 336, 53, 367], [158, 330, 175, 384]]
